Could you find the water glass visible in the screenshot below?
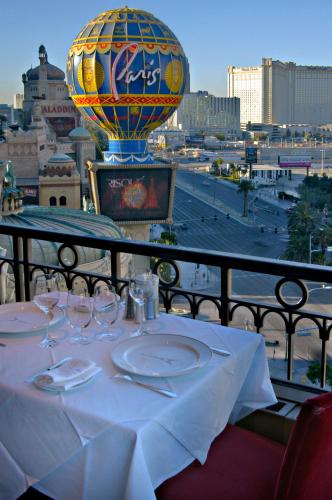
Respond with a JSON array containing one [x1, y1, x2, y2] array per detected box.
[[93, 283, 121, 341], [67, 288, 93, 345], [33, 273, 60, 348]]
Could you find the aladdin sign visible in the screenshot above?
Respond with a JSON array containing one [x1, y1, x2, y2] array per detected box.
[[41, 104, 76, 114]]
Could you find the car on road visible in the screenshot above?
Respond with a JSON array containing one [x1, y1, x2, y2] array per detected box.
[[173, 222, 189, 230], [286, 203, 297, 214]]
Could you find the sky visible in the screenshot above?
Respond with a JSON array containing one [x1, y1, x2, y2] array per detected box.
[[1, 0, 332, 104]]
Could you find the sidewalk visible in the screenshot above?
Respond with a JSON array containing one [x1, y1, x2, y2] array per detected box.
[[214, 176, 298, 210]]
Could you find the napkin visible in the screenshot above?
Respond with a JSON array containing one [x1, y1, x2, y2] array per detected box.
[[34, 358, 102, 391]]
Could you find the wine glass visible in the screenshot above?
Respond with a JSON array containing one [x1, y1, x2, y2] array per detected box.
[[33, 273, 60, 348], [128, 278, 146, 336], [67, 287, 93, 345], [93, 283, 122, 341]]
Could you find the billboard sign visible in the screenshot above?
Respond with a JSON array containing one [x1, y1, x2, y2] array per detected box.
[[87, 162, 176, 224], [278, 155, 311, 167], [245, 146, 258, 164]]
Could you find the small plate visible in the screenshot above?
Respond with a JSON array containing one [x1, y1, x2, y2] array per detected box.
[[111, 334, 212, 377], [32, 373, 97, 393], [0, 302, 64, 335]]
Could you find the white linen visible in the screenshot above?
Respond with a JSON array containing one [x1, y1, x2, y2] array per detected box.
[[0, 312, 276, 500]]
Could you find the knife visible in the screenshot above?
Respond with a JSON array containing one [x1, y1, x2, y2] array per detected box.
[[210, 347, 231, 356], [114, 373, 177, 398]]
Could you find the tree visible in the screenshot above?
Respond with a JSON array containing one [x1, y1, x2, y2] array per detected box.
[[229, 163, 237, 179], [284, 202, 321, 263], [215, 133, 225, 142], [84, 120, 108, 159], [211, 157, 223, 176], [237, 180, 255, 217], [306, 361, 332, 386], [151, 231, 178, 283]]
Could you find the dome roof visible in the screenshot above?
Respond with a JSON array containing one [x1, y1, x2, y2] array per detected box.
[[68, 127, 91, 140], [0, 206, 123, 266], [26, 63, 65, 81], [48, 152, 75, 163]]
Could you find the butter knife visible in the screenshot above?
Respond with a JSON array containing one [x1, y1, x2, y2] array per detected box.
[[27, 356, 73, 383], [47, 357, 72, 370], [114, 373, 177, 398]]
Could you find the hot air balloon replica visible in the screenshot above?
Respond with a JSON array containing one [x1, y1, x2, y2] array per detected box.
[[67, 6, 188, 225]]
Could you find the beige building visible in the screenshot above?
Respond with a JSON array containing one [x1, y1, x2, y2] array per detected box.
[[228, 58, 332, 126], [39, 152, 81, 209]]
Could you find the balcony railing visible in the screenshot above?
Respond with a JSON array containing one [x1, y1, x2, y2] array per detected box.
[[0, 223, 331, 390]]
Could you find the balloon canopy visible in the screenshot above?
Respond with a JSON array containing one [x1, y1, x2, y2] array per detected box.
[[67, 7, 189, 163]]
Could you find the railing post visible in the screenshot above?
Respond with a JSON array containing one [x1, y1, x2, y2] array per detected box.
[[111, 250, 120, 290], [286, 333, 294, 381], [12, 235, 26, 302], [22, 236, 31, 301], [220, 268, 232, 326], [320, 339, 327, 388]]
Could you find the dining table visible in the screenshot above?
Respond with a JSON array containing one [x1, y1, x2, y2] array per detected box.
[[0, 300, 277, 500]]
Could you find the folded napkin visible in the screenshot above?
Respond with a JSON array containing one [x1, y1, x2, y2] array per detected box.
[[34, 358, 102, 391]]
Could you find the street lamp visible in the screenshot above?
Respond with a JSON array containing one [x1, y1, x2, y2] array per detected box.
[[309, 229, 324, 264], [320, 149, 325, 175]]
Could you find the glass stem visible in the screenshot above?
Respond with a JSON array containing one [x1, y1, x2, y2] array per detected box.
[[138, 302, 144, 335], [44, 311, 50, 342]]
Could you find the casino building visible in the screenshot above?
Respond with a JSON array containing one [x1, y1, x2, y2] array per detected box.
[[22, 45, 78, 135], [0, 45, 96, 205]]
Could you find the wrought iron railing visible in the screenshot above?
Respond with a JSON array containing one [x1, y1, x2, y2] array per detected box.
[[0, 223, 331, 390]]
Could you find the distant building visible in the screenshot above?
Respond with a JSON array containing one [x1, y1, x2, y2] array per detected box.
[[228, 58, 332, 126], [0, 104, 15, 126], [175, 91, 240, 139], [13, 94, 23, 109], [22, 45, 79, 137]]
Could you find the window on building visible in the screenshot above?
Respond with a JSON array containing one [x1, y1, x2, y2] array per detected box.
[[59, 196, 67, 206], [50, 196, 57, 206]]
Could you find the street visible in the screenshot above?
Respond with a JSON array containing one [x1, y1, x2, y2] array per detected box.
[[166, 170, 332, 386]]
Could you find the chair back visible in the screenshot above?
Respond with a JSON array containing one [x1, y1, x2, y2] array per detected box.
[[274, 392, 332, 500]]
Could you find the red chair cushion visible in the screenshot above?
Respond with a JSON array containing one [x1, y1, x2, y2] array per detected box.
[[274, 392, 332, 500], [156, 424, 285, 500]]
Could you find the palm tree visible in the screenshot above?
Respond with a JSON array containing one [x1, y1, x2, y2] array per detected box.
[[238, 180, 255, 217], [229, 163, 237, 179], [212, 158, 223, 176]]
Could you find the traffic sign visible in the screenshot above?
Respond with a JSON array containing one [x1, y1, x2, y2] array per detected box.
[[245, 147, 258, 164]]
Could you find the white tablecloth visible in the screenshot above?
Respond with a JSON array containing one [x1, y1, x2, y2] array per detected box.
[[0, 310, 276, 500]]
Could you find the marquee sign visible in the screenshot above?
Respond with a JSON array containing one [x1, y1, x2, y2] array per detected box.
[[87, 161, 176, 224], [278, 155, 312, 167]]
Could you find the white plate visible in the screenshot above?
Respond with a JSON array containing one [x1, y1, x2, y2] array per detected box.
[[0, 302, 64, 335], [111, 334, 212, 377]]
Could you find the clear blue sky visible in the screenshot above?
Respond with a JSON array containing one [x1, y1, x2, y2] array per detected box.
[[1, 0, 332, 104]]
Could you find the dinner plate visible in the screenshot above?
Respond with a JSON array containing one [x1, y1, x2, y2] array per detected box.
[[0, 302, 64, 335], [111, 334, 212, 377]]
